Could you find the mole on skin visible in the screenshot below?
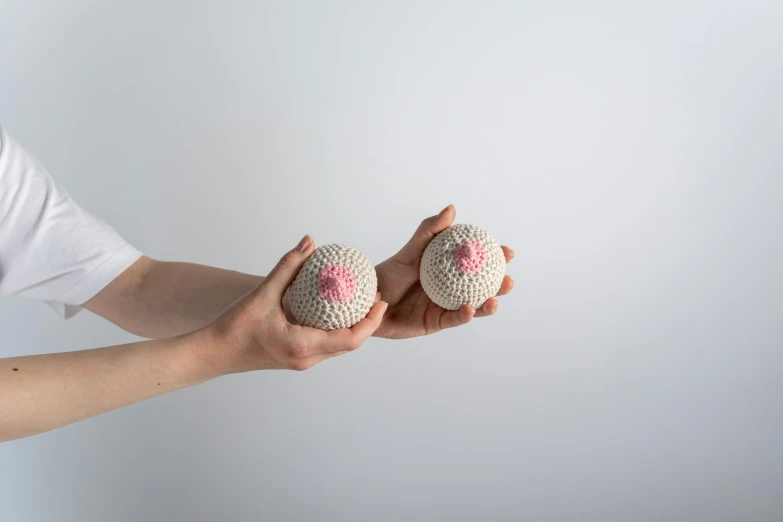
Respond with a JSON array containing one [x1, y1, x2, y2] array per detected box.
[[12, 368, 18, 371]]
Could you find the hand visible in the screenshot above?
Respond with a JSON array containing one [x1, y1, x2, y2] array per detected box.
[[373, 205, 514, 339], [205, 236, 388, 372]]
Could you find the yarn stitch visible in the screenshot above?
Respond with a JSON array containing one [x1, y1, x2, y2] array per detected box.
[[317, 264, 357, 303], [289, 244, 377, 330], [453, 239, 488, 275], [420, 224, 505, 310]]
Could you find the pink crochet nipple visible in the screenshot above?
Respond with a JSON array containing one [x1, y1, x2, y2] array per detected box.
[[317, 264, 357, 303], [453, 240, 488, 275]]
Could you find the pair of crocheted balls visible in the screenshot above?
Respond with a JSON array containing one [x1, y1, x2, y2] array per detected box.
[[288, 224, 504, 330]]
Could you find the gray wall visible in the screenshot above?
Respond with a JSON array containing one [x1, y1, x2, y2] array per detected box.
[[1, 1, 782, 521]]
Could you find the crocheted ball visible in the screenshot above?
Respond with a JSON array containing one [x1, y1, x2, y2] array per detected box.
[[420, 224, 505, 310], [289, 244, 378, 330]]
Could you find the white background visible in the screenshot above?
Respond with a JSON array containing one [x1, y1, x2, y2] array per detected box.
[[1, 1, 782, 521]]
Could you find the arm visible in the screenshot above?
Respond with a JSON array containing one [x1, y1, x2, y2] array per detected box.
[[0, 330, 215, 441], [84, 205, 514, 339], [0, 237, 388, 442], [86, 206, 515, 342], [84, 256, 264, 339]]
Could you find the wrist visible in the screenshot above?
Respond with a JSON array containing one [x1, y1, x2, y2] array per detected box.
[[184, 324, 238, 381]]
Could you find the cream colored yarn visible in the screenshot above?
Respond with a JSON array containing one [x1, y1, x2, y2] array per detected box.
[[420, 224, 505, 310], [289, 244, 377, 330]]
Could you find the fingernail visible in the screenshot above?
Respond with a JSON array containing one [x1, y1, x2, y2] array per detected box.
[[440, 204, 453, 215], [380, 301, 389, 313], [296, 235, 311, 252]]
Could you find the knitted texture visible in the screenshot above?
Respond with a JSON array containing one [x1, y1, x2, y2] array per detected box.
[[317, 264, 356, 303], [420, 224, 505, 310], [453, 239, 488, 275], [289, 244, 377, 330]]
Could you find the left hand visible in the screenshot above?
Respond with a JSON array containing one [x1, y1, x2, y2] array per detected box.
[[373, 205, 514, 339]]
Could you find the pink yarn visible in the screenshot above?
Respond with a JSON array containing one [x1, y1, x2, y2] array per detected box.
[[453, 240, 488, 275], [317, 264, 357, 303]]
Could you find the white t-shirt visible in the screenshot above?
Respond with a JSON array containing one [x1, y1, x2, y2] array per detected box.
[[0, 124, 143, 318]]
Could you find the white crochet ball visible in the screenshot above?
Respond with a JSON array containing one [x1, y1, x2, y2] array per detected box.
[[420, 224, 505, 310], [288, 244, 378, 330]]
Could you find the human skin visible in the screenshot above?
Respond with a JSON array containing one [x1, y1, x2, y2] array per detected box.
[[86, 205, 514, 340], [373, 205, 514, 339], [0, 236, 387, 441], [0, 206, 514, 442]]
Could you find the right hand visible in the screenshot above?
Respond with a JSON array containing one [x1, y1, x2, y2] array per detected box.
[[201, 235, 388, 373]]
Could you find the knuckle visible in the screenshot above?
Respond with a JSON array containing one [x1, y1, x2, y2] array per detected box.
[[289, 360, 312, 372], [279, 252, 299, 268], [346, 337, 362, 351], [416, 216, 440, 240], [286, 344, 307, 359], [420, 216, 436, 229]]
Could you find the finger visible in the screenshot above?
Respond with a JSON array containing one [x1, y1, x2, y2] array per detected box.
[[439, 304, 475, 330], [315, 301, 388, 354], [395, 205, 456, 264], [259, 235, 315, 302], [474, 297, 499, 318], [497, 275, 514, 296], [502, 245, 514, 263], [374, 291, 381, 303]]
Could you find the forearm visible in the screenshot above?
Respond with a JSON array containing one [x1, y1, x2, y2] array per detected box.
[[0, 328, 221, 442], [85, 257, 263, 339], [0, 236, 391, 442]]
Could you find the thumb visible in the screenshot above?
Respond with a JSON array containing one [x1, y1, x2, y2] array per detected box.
[[395, 205, 456, 264], [260, 235, 314, 302]]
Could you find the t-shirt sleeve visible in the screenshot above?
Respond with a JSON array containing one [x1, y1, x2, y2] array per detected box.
[[0, 125, 143, 318]]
